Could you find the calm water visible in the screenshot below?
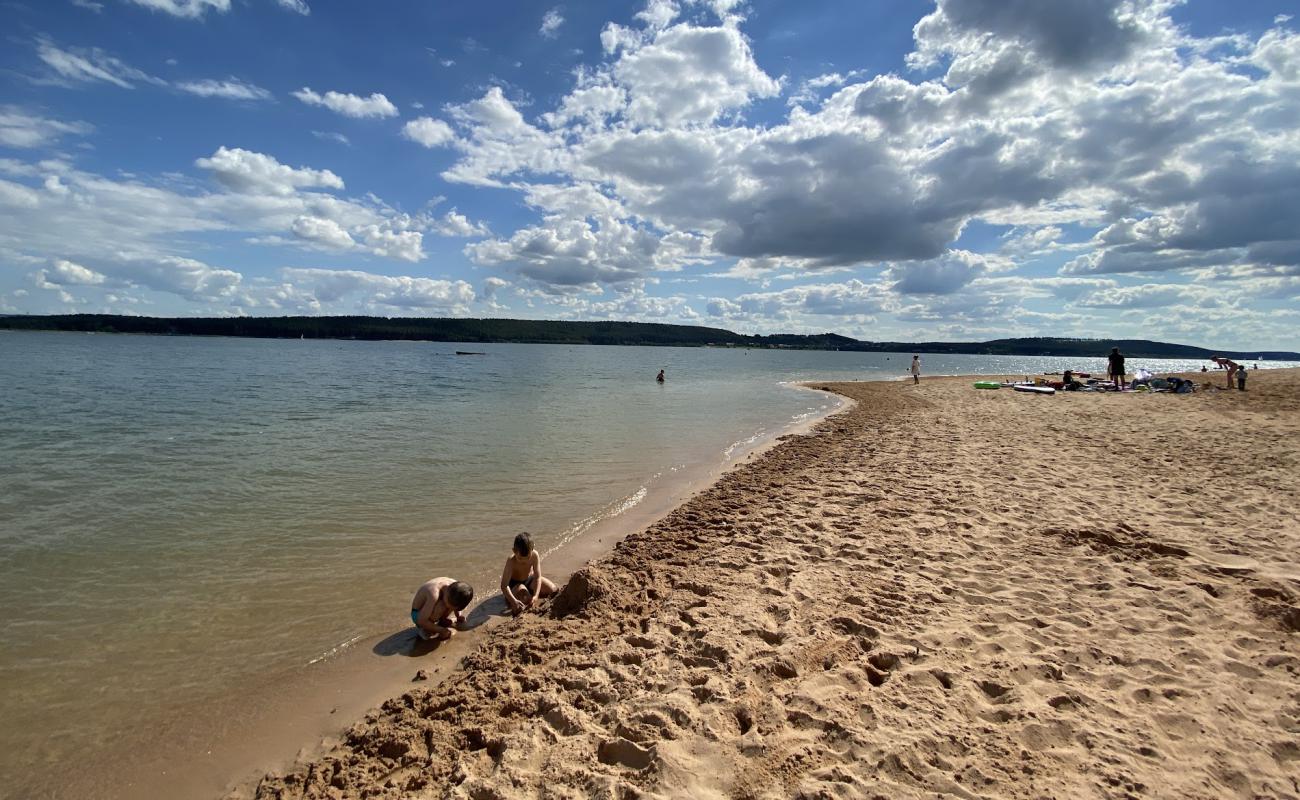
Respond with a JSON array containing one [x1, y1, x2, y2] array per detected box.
[[0, 330, 1293, 794]]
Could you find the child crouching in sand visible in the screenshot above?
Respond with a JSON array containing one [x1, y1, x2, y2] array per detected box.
[[410, 577, 473, 640], [501, 532, 557, 615]]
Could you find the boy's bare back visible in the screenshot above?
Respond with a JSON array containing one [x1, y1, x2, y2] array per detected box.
[[411, 576, 455, 619]]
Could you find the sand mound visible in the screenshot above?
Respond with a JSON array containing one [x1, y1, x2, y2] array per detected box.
[[245, 370, 1300, 800]]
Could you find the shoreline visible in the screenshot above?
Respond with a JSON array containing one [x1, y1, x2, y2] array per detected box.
[[64, 385, 848, 800], [245, 370, 1299, 799]]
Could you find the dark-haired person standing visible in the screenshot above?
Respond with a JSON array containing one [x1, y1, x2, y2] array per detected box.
[[1107, 347, 1126, 390]]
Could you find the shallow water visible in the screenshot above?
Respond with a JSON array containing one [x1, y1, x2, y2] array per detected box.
[[0, 330, 1291, 795]]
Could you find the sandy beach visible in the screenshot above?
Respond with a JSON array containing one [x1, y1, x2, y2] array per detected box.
[[245, 370, 1300, 800]]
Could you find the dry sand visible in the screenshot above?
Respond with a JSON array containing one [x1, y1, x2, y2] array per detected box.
[[245, 370, 1300, 800]]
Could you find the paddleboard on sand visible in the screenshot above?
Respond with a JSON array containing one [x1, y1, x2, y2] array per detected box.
[[973, 381, 1001, 389], [1013, 385, 1056, 395]]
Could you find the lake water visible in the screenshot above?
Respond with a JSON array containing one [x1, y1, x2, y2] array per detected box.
[[0, 330, 1292, 796]]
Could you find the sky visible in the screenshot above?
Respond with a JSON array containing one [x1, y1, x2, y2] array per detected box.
[[1, 0, 1298, 350]]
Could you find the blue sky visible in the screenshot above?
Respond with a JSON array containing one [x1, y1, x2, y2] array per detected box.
[[1, 0, 1298, 349]]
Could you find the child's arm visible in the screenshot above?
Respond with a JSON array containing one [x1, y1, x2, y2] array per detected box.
[[500, 560, 523, 613], [528, 551, 544, 606]]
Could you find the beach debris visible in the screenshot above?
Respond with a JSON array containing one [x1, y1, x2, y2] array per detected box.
[[413, 670, 430, 682]]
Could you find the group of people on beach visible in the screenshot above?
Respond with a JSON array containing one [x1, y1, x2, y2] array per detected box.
[[1107, 348, 1251, 391], [409, 532, 557, 641]]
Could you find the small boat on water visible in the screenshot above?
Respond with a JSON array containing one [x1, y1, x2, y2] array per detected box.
[[455, 350, 485, 355]]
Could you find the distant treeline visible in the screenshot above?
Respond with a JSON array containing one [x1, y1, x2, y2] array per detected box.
[[1, 315, 1295, 360]]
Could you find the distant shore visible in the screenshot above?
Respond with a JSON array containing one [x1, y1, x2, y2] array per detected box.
[[5, 315, 1296, 360], [242, 370, 1300, 799]]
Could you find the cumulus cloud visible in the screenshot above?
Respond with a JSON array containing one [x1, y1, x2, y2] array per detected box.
[[0, 107, 93, 148], [887, 250, 996, 295], [32, 253, 240, 302], [428, 210, 489, 238], [291, 215, 356, 250], [9, 0, 1300, 347], [415, 0, 1300, 359], [292, 87, 398, 119], [195, 146, 345, 195], [0, 150, 430, 271], [276, 268, 475, 312], [708, 279, 894, 324], [467, 215, 656, 289], [33, 259, 106, 288], [605, 21, 781, 126], [401, 117, 456, 148]]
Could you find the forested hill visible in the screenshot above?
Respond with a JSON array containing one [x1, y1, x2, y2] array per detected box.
[[1, 315, 1295, 360]]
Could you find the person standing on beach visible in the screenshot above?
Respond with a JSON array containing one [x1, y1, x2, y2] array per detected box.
[[1107, 347, 1126, 390], [1212, 356, 1239, 389], [910, 355, 921, 385], [1236, 366, 1248, 391]]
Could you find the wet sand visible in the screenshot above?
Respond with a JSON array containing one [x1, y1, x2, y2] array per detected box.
[[243, 371, 1300, 799]]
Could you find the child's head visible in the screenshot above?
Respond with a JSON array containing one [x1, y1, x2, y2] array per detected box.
[[513, 532, 534, 557], [447, 581, 474, 610]]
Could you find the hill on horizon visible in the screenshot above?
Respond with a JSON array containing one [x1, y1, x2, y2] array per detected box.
[[1, 314, 1296, 361]]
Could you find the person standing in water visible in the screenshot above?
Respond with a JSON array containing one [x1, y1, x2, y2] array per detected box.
[[656, 369, 665, 383], [1107, 347, 1126, 390], [910, 355, 921, 385]]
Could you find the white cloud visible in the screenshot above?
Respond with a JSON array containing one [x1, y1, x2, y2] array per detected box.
[[401, 117, 456, 148], [195, 146, 345, 196], [311, 131, 351, 146], [0, 151, 428, 269], [9, 1, 1300, 348], [428, 210, 489, 238], [0, 107, 93, 148], [291, 216, 356, 250], [292, 87, 398, 119], [274, 268, 475, 312], [175, 78, 272, 101], [36, 38, 162, 88], [34, 259, 106, 287], [123, 0, 230, 18], [0, 178, 43, 208], [467, 212, 704, 289], [540, 8, 564, 38], [634, 0, 678, 31], [480, 276, 509, 300], [32, 253, 240, 302], [707, 279, 895, 326], [887, 250, 1000, 295], [607, 21, 781, 126], [276, 0, 309, 15]]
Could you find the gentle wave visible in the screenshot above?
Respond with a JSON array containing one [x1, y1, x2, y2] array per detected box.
[[307, 633, 365, 666]]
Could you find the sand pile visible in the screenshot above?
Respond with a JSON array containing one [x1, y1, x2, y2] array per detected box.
[[245, 371, 1300, 799]]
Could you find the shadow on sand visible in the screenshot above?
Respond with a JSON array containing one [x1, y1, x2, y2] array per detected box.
[[371, 594, 516, 657]]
